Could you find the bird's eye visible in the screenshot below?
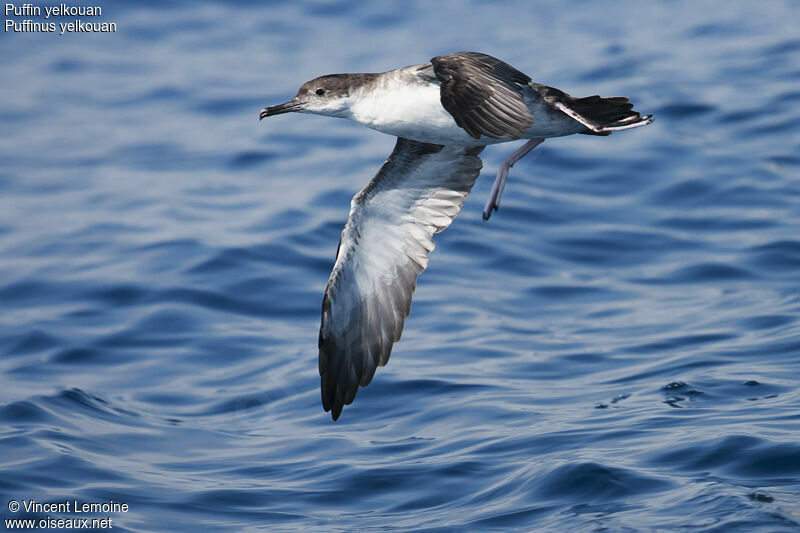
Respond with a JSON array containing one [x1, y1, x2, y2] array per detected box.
[[315, 88, 325, 96]]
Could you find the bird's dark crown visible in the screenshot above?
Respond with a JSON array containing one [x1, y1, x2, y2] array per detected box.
[[297, 73, 379, 98]]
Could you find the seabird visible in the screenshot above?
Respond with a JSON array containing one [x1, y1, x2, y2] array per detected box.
[[260, 52, 652, 420]]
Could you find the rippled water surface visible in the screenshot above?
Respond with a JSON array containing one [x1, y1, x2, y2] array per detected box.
[[2, 1, 799, 531]]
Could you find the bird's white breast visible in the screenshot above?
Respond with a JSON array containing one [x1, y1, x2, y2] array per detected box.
[[348, 68, 487, 146]]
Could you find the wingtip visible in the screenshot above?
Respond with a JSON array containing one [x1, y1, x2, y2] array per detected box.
[[321, 373, 344, 421], [322, 393, 343, 421]]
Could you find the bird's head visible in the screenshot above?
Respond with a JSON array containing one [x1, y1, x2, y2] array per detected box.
[[260, 73, 374, 120]]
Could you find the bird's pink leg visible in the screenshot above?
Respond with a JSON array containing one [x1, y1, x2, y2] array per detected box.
[[482, 138, 544, 220]]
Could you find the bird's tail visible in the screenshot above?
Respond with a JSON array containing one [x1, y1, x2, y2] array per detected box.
[[570, 95, 653, 136]]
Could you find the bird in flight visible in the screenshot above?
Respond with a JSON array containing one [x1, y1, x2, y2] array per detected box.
[[261, 52, 652, 420]]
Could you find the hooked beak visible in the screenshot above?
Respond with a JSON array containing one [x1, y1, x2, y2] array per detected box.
[[259, 98, 302, 120]]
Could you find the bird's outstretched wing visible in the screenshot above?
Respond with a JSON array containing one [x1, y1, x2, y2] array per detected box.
[[319, 138, 484, 420], [430, 51, 533, 140]]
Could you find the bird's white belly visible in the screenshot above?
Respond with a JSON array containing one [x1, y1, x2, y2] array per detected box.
[[349, 79, 490, 146]]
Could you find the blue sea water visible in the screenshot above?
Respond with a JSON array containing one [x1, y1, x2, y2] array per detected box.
[[1, 1, 799, 531]]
